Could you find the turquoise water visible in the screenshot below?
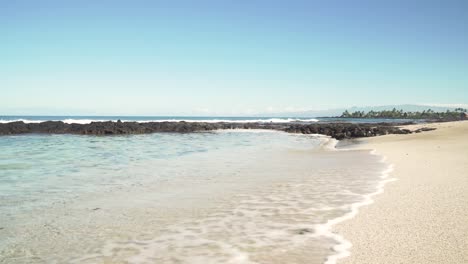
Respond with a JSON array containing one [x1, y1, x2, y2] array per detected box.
[[0, 130, 386, 264], [1, 132, 310, 213]]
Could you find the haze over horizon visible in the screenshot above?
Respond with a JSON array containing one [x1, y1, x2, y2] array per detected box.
[[2, 1, 467, 116]]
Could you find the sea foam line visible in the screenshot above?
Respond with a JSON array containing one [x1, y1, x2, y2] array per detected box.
[[319, 149, 396, 264], [0, 118, 319, 124]]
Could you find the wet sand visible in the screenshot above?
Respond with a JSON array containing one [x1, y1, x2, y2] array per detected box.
[[336, 121, 468, 263]]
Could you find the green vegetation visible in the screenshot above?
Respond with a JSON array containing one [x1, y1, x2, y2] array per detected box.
[[340, 108, 468, 120]]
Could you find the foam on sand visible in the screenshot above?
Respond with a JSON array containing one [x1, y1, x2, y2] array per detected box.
[[322, 154, 395, 264]]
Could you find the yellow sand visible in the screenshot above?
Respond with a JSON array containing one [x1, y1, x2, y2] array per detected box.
[[336, 121, 468, 263]]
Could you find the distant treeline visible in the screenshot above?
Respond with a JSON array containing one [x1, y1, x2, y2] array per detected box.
[[340, 108, 468, 120]]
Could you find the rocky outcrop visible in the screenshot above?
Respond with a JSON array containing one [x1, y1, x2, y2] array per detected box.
[[284, 123, 413, 139], [413, 127, 437, 133], [0, 121, 423, 139]]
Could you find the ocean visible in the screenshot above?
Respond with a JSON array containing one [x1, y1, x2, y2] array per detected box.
[[0, 116, 319, 124], [0, 119, 390, 263], [0, 115, 415, 124]]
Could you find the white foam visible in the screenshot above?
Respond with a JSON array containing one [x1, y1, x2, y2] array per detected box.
[[69, 144, 387, 264], [321, 152, 395, 264], [134, 118, 319, 124], [62, 118, 109, 124], [214, 129, 282, 133], [318, 136, 339, 151], [0, 118, 45, 124], [0, 118, 319, 125], [0, 119, 110, 124]]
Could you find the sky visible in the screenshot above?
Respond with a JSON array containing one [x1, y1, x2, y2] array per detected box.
[[1, 0, 468, 116]]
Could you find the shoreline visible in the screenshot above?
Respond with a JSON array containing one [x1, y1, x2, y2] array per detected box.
[[0, 130, 386, 263], [323, 155, 394, 264], [334, 120, 468, 263], [2, 120, 464, 263], [320, 137, 394, 264]]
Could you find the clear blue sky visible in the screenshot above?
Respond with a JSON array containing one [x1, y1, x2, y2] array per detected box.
[[1, 0, 467, 115]]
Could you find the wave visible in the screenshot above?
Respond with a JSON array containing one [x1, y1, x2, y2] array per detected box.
[[0, 119, 45, 124], [69, 138, 388, 264], [322, 151, 395, 264], [0, 118, 319, 124]]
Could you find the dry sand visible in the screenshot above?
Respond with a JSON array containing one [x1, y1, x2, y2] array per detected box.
[[336, 121, 468, 263]]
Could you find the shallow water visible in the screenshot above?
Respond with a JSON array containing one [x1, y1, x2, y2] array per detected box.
[[0, 130, 386, 264]]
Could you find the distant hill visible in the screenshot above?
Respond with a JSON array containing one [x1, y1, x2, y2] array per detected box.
[[257, 104, 460, 118]]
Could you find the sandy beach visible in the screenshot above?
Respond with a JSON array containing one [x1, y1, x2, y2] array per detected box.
[[336, 121, 468, 263]]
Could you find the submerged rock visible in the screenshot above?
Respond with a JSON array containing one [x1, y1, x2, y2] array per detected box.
[[294, 228, 314, 235]]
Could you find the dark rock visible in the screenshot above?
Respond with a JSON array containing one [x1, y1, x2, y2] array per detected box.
[[413, 127, 436, 133], [0, 120, 435, 140], [295, 228, 313, 235], [0, 121, 29, 134]]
